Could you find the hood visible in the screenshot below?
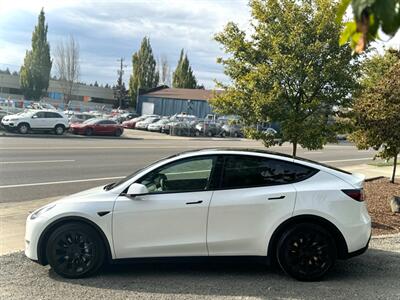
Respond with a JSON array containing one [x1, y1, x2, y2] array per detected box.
[[56, 185, 109, 204]]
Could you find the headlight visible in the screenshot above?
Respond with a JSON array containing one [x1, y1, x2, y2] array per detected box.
[[30, 204, 56, 220]]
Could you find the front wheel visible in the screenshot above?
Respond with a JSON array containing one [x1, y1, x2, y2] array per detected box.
[[276, 223, 336, 281], [46, 222, 105, 278], [85, 128, 93, 136], [115, 128, 122, 137], [17, 123, 29, 134], [54, 125, 65, 135]]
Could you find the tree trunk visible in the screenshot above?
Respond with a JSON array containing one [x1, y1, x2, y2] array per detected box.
[[391, 153, 398, 184], [292, 141, 297, 158]]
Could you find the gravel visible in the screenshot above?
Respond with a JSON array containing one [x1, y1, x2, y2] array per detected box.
[[364, 178, 400, 235], [1, 236, 400, 300]]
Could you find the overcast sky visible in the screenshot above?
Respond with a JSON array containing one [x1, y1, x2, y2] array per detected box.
[[0, 0, 250, 88], [0, 0, 399, 89]]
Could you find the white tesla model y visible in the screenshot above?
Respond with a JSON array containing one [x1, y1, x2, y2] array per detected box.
[[25, 149, 371, 281]]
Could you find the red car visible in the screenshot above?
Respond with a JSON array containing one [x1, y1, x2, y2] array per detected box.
[[71, 119, 123, 136], [122, 116, 145, 129]]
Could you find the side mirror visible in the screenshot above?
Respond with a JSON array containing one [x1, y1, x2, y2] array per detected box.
[[32, 115, 38, 119], [126, 183, 148, 197]]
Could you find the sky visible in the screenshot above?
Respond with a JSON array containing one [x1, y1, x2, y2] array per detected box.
[[0, 0, 399, 89], [0, 0, 250, 88]]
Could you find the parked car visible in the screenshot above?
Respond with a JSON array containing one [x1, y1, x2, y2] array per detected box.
[[169, 121, 196, 136], [113, 112, 139, 124], [70, 118, 123, 136], [0, 109, 10, 122], [135, 117, 161, 130], [122, 115, 158, 129], [147, 118, 170, 132], [221, 124, 244, 138], [25, 149, 371, 280], [195, 121, 222, 137], [1, 110, 69, 135], [69, 113, 94, 124]]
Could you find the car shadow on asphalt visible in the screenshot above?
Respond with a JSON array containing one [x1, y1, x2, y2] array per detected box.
[[48, 248, 400, 299]]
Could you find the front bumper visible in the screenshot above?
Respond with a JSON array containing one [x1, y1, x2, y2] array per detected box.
[[25, 213, 48, 262]]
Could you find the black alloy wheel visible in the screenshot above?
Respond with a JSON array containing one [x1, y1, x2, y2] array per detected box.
[[276, 223, 336, 281], [85, 128, 93, 136], [46, 222, 105, 278]]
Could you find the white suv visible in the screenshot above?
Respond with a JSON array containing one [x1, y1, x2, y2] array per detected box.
[[1, 110, 69, 135], [25, 149, 371, 281]]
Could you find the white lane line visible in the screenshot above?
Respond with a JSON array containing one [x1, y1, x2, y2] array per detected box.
[[0, 160, 75, 164], [321, 158, 372, 163], [0, 176, 125, 189]]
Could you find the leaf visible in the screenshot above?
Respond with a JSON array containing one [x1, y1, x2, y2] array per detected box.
[[336, 0, 352, 23], [339, 22, 357, 45], [373, 0, 398, 35], [351, 0, 376, 20]]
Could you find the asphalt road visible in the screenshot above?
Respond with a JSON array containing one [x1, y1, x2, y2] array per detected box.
[[1, 236, 399, 299], [0, 134, 377, 203]]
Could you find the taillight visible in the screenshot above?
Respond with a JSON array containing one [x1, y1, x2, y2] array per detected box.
[[342, 189, 364, 202]]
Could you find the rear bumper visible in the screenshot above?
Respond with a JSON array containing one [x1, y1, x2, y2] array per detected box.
[[344, 233, 371, 259]]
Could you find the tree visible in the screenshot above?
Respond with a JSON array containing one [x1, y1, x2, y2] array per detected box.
[[53, 35, 80, 104], [20, 8, 52, 100], [172, 49, 197, 89], [337, 0, 400, 53], [212, 0, 359, 157], [350, 50, 400, 183], [129, 37, 159, 108]]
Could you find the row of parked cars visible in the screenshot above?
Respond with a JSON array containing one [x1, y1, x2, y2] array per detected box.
[[121, 113, 251, 137], [0, 108, 126, 136]]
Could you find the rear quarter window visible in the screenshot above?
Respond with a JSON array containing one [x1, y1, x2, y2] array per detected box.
[[221, 155, 318, 189]]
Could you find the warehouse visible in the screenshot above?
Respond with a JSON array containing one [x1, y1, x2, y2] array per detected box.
[[0, 73, 116, 111], [136, 87, 217, 118]]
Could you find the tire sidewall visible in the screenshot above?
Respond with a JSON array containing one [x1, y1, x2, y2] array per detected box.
[[46, 222, 105, 278], [85, 128, 93, 136], [18, 123, 29, 134], [55, 125, 64, 135], [276, 223, 337, 281]]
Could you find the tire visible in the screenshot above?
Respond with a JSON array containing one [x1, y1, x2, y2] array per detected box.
[[17, 123, 29, 134], [85, 128, 93, 136], [54, 125, 65, 135], [195, 130, 201, 137], [115, 128, 122, 137], [207, 131, 213, 137], [46, 222, 105, 279], [234, 132, 239, 138], [276, 223, 336, 281]]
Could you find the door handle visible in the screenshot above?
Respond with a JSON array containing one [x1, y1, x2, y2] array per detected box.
[[186, 200, 203, 205], [268, 195, 285, 200]]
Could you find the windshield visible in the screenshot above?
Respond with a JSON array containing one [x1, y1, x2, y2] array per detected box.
[[83, 118, 99, 124]]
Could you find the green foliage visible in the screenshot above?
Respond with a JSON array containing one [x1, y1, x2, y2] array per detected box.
[[338, 0, 400, 53], [212, 0, 359, 156], [19, 9, 52, 100], [349, 51, 400, 182], [129, 37, 159, 108], [172, 49, 197, 89]]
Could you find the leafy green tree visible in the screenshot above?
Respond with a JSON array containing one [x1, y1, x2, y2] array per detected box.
[[337, 0, 400, 53], [20, 8, 52, 100], [212, 0, 359, 157], [129, 37, 159, 108], [172, 49, 197, 89], [350, 50, 400, 183]]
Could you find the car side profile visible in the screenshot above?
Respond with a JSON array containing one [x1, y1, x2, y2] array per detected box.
[[70, 118, 123, 136], [25, 149, 371, 281], [1, 110, 69, 135]]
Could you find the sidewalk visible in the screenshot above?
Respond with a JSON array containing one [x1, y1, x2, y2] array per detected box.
[[342, 164, 399, 180], [0, 197, 58, 255]]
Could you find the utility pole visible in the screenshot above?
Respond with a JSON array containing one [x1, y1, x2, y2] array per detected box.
[[116, 57, 127, 108]]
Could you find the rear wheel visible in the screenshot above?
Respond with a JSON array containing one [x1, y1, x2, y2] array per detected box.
[[85, 128, 93, 136], [115, 128, 122, 137], [54, 125, 65, 135], [17, 123, 29, 134], [276, 223, 336, 281], [46, 222, 105, 278]]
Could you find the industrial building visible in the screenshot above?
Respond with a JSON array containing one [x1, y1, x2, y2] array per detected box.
[[137, 87, 217, 118], [0, 73, 116, 111]]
